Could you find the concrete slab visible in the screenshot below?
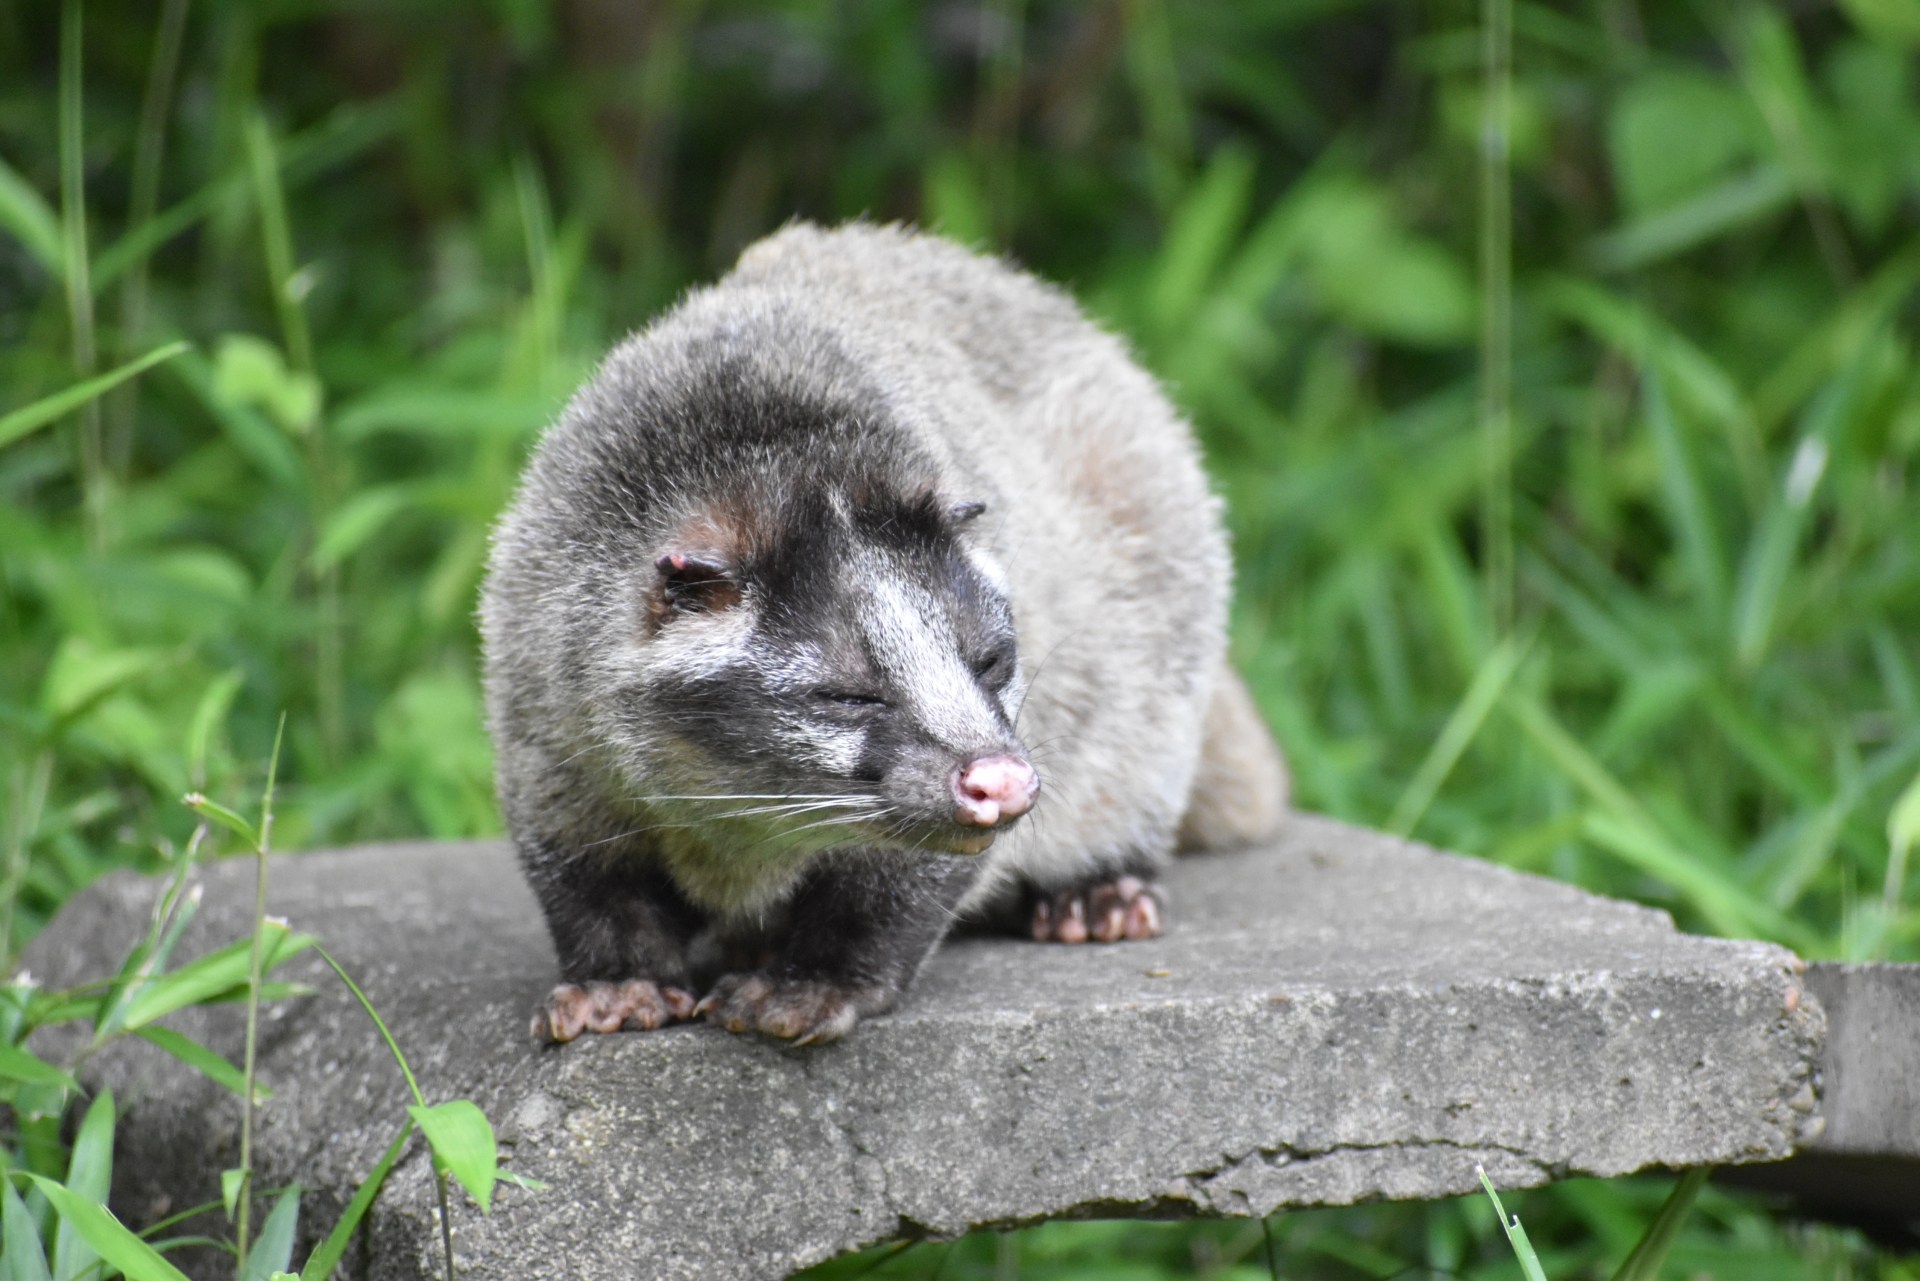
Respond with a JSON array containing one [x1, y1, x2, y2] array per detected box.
[[1717, 961, 1920, 1248], [26, 816, 1824, 1280]]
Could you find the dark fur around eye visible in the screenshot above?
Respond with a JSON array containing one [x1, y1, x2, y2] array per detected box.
[[970, 643, 1015, 687]]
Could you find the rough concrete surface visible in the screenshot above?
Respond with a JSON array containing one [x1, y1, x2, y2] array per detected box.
[[25, 815, 1824, 1280], [1800, 962, 1920, 1159], [1717, 962, 1920, 1243]]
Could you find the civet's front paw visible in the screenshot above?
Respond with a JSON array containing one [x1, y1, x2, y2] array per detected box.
[[695, 972, 885, 1045], [1030, 875, 1164, 943], [532, 979, 696, 1044]]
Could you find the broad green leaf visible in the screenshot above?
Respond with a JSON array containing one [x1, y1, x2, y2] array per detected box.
[[0, 1044, 77, 1093], [409, 1099, 499, 1214], [38, 638, 171, 731], [122, 924, 314, 1029], [52, 1091, 114, 1281], [240, 1187, 301, 1281], [1291, 176, 1474, 345], [298, 1121, 413, 1281], [2, 1174, 53, 1281], [134, 1026, 268, 1102], [1607, 69, 1763, 217], [210, 334, 319, 437], [0, 342, 191, 451], [28, 1176, 188, 1281]]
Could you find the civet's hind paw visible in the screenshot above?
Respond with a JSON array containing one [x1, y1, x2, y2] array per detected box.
[[532, 979, 696, 1044], [1030, 875, 1164, 943], [695, 973, 875, 1045]]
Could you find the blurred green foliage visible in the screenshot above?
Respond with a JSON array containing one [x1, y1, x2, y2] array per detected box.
[[4, 0, 1920, 1274]]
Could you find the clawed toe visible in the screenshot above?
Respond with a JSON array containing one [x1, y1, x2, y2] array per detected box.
[[532, 978, 696, 1044], [1031, 876, 1164, 944], [699, 972, 870, 1044]]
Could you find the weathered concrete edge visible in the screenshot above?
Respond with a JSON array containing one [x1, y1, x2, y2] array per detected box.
[[1717, 960, 1920, 1248], [339, 961, 1824, 1281], [18, 830, 1838, 1281]]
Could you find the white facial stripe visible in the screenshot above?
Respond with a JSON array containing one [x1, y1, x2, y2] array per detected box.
[[791, 720, 864, 775], [635, 597, 759, 683], [859, 561, 1002, 749]]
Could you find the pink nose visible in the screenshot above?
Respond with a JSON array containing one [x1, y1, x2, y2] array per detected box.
[[952, 754, 1039, 827]]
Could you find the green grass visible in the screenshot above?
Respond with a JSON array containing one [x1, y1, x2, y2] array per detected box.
[[4, 0, 1920, 1276]]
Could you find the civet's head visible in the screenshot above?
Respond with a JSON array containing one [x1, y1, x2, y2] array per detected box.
[[621, 468, 1037, 858]]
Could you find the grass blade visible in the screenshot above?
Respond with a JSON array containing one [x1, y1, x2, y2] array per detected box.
[[241, 1187, 301, 1281], [1731, 341, 1877, 672], [51, 1090, 114, 1281], [0, 154, 63, 275], [180, 793, 258, 850], [0, 1043, 78, 1093], [309, 945, 423, 1106], [28, 1176, 189, 1281], [2, 1175, 54, 1281], [1886, 769, 1920, 912], [296, 1120, 413, 1281], [1479, 0, 1514, 635], [1387, 635, 1524, 836], [1641, 364, 1729, 628], [0, 342, 192, 451], [1476, 1166, 1549, 1281], [134, 1026, 268, 1102], [120, 923, 313, 1029], [1609, 1168, 1709, 1281]]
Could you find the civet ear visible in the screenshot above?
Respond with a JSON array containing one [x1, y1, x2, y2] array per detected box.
[[948, 499, 987, 525], [653, 553, 742, 616]]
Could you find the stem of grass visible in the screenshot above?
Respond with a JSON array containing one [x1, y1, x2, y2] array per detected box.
[[308, 944, 457, 1280], [1478, 0, 1514, 637], [110, 0, 192, 475], [59, 0, 104, 551], [234, 714, 285, 1271], [1610, 1167, 1709, 1281], [244, 115, 343, 764], [0, 753, 54, 971]]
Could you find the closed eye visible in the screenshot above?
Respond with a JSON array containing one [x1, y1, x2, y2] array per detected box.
[[970, 646, 1014, 683], [816, 689, 888, 708]]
